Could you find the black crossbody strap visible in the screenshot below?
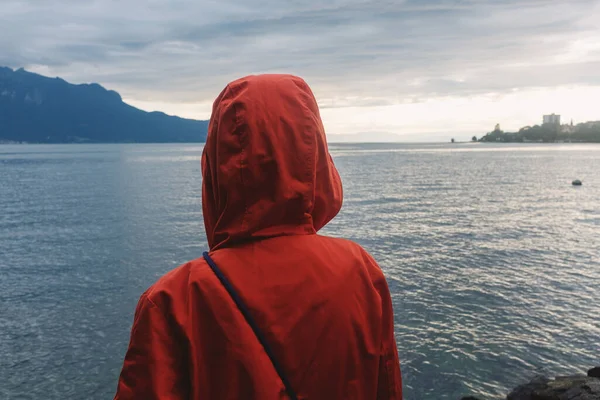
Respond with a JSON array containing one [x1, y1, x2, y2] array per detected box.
[[202, 252, 298, 400]]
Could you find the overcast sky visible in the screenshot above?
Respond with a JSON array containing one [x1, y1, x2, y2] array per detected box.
[[2, 0, 600, 140]]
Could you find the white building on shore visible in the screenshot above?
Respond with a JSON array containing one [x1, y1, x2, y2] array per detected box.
[[543, 114, 561, 125]]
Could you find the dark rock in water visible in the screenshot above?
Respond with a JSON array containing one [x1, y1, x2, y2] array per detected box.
[[573, 179, 583, 186], [507, 375, 600, 400], [507, 376, 550, 400], [463, 368, 600, 400]]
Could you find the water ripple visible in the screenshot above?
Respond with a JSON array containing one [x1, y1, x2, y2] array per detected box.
[[1, 143, 599, 400]]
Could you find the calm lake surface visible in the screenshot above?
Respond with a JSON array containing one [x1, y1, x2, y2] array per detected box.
[[1, 143, 599, 400]]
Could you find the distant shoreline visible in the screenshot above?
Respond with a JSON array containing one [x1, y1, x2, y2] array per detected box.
[[479, 120, 600, 143], [0, 140, 207, 145], [3, 141, 600, 146]]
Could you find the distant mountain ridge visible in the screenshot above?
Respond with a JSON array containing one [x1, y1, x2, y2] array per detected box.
[[328, 131, 404, 143], [0, 67, 208, 143]]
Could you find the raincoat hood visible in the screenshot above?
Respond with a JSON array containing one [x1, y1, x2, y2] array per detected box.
[[202, 74, 343, 250]]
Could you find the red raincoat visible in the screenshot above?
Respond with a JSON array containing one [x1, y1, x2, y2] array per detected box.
[[114, 74, 402, 399]]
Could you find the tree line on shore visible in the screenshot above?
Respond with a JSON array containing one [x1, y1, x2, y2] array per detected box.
[[479, 121, 600, 143]]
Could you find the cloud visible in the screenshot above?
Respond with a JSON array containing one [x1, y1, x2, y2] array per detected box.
[[1, 0, 600, 135]]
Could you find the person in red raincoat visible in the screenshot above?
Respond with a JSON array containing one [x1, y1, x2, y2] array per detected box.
[[114, 74, 402, 399]]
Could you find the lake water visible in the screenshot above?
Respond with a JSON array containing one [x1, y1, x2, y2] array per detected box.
[[1, 143, 599, 400]]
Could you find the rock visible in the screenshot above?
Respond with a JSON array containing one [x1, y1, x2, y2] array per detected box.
[[507, 376, 550, 400], [507, 375, 600, 400], [589, 367, 600, 379]]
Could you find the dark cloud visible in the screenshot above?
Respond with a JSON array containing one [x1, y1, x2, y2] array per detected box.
[[2, 0, 599, 108]]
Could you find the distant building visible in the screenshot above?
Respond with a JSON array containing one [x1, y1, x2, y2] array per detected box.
[[543, 114, 561, 125]]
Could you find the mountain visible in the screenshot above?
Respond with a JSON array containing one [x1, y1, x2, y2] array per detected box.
[[0, 67, 208, 143], [327, 131, 457, 143], [328, 131, 404, 143]]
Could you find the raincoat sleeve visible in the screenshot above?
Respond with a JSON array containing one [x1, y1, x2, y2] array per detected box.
[[368, 258, 403, 399], [114, 292, 188, 400]]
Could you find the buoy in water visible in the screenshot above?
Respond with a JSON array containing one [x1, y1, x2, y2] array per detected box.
[[572, 179, 582, 186]]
